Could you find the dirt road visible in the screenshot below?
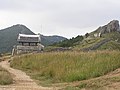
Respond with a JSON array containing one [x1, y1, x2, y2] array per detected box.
[[0, 59, 57, 90]]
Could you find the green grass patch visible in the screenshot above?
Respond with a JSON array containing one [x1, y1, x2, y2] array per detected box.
[[98, 41, 120, 50], [10, 51, 120, 85]]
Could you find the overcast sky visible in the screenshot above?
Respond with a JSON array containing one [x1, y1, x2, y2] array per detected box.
[[0, 0, 120, 38]]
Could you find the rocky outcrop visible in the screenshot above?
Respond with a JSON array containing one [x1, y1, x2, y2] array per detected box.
[[96, 20, 120, 35], [82, 20, 120, 51]]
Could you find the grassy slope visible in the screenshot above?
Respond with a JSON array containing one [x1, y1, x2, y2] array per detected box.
[[73, 32, 120, 51], [0, 57, 13, 85], [98, 32, 120, 50], [0, 66, 13, 85], [10, 51, 120, 86], [73, 37, 104, 50], [98, 41, 120, 50], [63, 76, 120, 90]]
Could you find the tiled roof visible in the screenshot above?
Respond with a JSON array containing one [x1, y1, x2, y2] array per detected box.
[[17, 34, 40, 43]]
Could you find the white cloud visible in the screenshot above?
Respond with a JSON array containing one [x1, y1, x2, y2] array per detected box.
[[0, 0, 120, 38]]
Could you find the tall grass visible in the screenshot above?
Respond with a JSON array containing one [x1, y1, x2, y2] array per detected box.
[[0, 67, 13, 85], [10, 51, 120, 83]]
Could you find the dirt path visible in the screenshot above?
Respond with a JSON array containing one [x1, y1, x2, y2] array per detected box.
[[0, 59, 57, 90]]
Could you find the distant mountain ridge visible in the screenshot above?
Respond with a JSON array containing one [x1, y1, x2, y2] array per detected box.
[[0, 24, 66, 53], [1, 20, 120, 53], [40, 34, 66, 46]]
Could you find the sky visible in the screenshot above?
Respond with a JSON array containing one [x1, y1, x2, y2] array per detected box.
[[0, 0, 120, 38]]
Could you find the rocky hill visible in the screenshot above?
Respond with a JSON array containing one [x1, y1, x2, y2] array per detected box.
[[91, 20, 120, 37], [74, 20, 120, 51], [54, 20, 120, 51], [0, 24, 66, 53]]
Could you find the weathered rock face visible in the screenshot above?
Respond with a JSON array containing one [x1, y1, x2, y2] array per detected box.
[[96, 20, 120, 35]]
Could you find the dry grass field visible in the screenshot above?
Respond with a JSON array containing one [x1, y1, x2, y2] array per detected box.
[[10, 50, 120, 87]]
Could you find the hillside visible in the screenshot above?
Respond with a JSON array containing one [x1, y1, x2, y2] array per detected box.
[[0, 24, 66, 53], [54, 20, 120, 51], [41, 34, 66, 46], [77, 20, 120, 51], [52, 35, 84, 47]]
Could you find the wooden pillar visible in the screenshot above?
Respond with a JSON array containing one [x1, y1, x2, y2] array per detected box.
[[29, 43, 30, 46], [22, 42, 24, 46]]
